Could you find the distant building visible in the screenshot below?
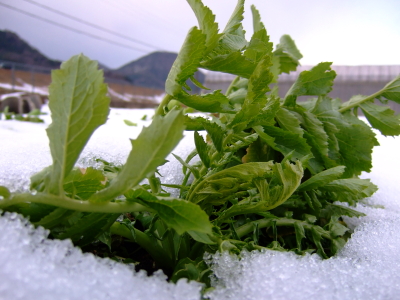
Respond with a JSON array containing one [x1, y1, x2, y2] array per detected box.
[[203, 65, 400, 112]]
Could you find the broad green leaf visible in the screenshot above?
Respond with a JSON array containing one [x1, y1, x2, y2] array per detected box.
[[194, 131, 210, 168], [200, 51, 256, 78], [380, 75, 400, 103], [46, 54, 110, 195], [89, 110, 185, 202], [298, 166, 346, 191], [202, 121, 225, 152], [165, 27, 206, 96], [187, 0, 222, 53], [284, 62, 336, 106], [176, 90, 234, 113], [360, 101, 400, 136], [126, 189, 212, 235]]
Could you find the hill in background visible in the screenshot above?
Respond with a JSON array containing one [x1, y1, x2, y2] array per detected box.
[[0, 30, 61, 69], [0, 30, 204, 92]]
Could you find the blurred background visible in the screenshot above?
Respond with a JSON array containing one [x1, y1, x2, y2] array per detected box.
[[1, 0, 399, 112]]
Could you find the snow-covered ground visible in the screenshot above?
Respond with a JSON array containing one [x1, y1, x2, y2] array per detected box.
[[0, 106, 400, 300]]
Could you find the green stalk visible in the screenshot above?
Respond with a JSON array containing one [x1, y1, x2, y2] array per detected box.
[[235, 218, 332, 240], [0, 193, 154, 214], [110, 222, 174, 270], [338, 90, 382, 113], [225, 76, 240, 96], [155, 94, 173, 116]]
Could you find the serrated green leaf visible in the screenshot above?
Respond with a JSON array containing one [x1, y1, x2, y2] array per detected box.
[[255, 126, 312, 161], [250, 5, 264, 32], [202, 121, 225, 152], [327, 217, 349, 238], [276, 35, 303, 62], [380, 75, 400, 103], [322, 204, 366, 218], [187, 0, 222, 53], [248, 96, 280, 127], [176, 90, 234, 113], [322, 178, 377, 195], [89, 110, 185, 202], [200, 51, 256, 78], [313, 97, 378, 177], [284, 62, 336, 106], [194, 131, 210, 168], [166, 27, 206, 96], [275, 107, 304, 136], [273, 35, 302, 74], [298, 166, 346, 192], [127, 189, 212, 235], [223, 0, 245, 36], [46, 54, 110, 195], [245, 54, 274, 103], [183, 115, 207, 131], [360, 101, 400, 136]]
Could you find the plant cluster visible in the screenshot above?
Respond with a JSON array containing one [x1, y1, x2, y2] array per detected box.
[[1, 0, 400, 288]]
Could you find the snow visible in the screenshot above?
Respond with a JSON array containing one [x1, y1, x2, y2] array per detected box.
[[1, 106, 400, 300]]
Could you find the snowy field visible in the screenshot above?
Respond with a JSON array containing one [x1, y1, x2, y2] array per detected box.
[[0, 106, 400, 300]]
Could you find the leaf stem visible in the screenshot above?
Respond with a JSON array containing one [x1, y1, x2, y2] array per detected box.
[[0, 193, 153, 214], [225, 76, 241, 96], [155, 94, 173, 116], [338, 90, 382, 113]]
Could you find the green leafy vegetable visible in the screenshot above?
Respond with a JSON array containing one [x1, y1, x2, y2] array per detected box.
[[0, 0, 399, 290]]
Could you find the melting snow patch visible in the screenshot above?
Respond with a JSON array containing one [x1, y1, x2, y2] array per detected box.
[[1, 108, 400, 300]]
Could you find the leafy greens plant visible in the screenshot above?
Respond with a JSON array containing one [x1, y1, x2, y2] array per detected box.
[[1, 0, 400, 288]]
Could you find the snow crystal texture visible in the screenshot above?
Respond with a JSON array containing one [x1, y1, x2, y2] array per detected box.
[[1, 107, 400, 300]]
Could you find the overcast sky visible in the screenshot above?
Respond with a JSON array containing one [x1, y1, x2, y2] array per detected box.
[[1, 0, 400, 69]]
